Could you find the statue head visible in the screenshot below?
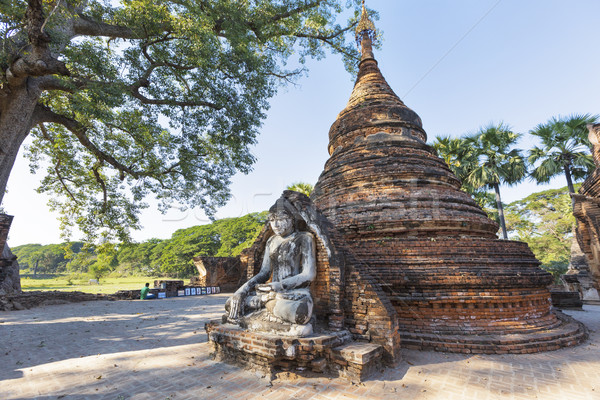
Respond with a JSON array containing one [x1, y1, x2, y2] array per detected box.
[[268, 198, 297, 237]]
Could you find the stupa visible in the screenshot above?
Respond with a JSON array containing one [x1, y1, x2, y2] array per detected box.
[[312, 3, 586, 352]]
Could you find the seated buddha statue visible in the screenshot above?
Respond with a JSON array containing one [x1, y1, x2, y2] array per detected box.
[[225, 198, 317, 336]]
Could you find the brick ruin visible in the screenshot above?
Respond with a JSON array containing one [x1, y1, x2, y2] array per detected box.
[[568, 123, 600, 302], [206, 6, 587, 380], [311, 17, 586, 354], [192, 256, 244, 292]]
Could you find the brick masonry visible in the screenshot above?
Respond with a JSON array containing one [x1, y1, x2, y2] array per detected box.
[[311, 34, 586, 353], [570, 123, 600, 297], [193, 257, 244, 292]]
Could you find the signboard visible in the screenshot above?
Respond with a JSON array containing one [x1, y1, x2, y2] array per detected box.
[[185, 288, 191, 296], [191, 287, 197, 296], [207, 287, 212, 295], [158, 292, 166, 299], [177, 290, 185, 297], [201, 287, 207, 295]]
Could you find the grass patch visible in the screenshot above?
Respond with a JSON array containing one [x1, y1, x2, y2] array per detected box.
[[20, 275, 172, 295]]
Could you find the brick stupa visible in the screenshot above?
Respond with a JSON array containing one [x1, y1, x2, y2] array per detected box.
[[311, 5, 586, 352]]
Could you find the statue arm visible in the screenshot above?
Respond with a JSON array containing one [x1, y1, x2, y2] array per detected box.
[[235, 240, 273, 296], [279, 232, 316, 290], [227, 239, 273, 320]]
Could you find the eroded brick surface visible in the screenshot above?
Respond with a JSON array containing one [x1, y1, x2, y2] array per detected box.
[[571, 123, 600, 294], [311, 37, 584, 352]]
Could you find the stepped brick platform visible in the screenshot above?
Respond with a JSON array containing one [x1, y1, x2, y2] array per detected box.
[[205, 322, 384, 381], [311, 8, 586, 353], [400, 311, 587, 354]]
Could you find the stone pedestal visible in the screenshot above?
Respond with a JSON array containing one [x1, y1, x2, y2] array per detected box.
[[205, 322, 384, 381]]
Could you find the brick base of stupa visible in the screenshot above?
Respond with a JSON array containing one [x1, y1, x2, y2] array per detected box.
[[205, 322, 385, 381], [399, 310, 587, 354]]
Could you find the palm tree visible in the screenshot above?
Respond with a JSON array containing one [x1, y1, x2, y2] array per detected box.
[[433, 136, 499, 221], [464, 123, 527, 239], [286, 182, 314, 197], [528, 114, 598, 195], [433, 136, 474, 178]]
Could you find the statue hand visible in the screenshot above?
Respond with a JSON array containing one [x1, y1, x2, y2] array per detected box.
[[256, 282, 283, 292], [228, 293, 244, 320]]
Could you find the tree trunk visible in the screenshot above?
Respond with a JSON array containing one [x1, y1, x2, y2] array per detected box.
[[564, 163, 575, 194], [0, 84, 41, 205], [493, 183, 508, 240], [34, 259, 39, 276]]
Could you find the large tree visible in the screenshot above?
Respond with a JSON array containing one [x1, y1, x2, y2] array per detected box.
[[504, 186, 577, 282], [0, 0, 364, 242], [463, 123, 527, 240], [528, 114, 597, 194]]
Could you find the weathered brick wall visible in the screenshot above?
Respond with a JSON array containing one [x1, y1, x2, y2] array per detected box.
[[572, 123, 600, 293], [193, 257, 244, 292]]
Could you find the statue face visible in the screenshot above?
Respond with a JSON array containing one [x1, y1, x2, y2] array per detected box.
[[269, 212, 294, 237]]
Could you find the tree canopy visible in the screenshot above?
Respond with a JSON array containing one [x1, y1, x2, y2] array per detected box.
[[1, 0, 366, 243], [433, 123, 527, 239], [528, 114, 597, 194], [504, 186, 578, 282], [286, 182, 314, 197]]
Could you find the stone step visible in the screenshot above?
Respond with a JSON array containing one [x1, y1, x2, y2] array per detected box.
[[332, 342, 383, 365], [331, 342, 385, 381]]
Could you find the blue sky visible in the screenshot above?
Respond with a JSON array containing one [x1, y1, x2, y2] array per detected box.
[[4, 0, 600, 246]]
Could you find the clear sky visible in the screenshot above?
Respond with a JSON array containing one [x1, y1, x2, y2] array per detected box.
[[4, 0, 600, 246]]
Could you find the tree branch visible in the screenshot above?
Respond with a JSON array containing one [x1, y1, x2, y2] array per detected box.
[[36, 76, 75, 92], [92, 164, 108, 213], [129, 86, 222, 108], [38, 123, 80, 204], [71, 14, 139, 39], [35, 103, 142, 178]]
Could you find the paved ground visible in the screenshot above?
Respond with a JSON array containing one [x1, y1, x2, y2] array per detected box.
[[0, 294, 599, 400]]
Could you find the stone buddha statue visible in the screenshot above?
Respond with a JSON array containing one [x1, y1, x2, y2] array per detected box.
[[225, 198, 317, 337]]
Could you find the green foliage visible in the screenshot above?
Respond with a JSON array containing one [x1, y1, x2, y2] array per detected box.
[[2, 0, 367, 243], [148, 211, 267, 278], [89, 243, 119, 281], [433, 124, 527, 237], [286, 182, 314, 197], [528, 114, 598, 193], [464, 123, 527, 191], [505, 185, 578, 282], [12, 242, 86, 275], [13, 211, 267, 279]]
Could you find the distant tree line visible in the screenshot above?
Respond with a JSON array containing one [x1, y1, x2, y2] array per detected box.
[[13, 212, 267, 280], [433, 114, 597, 281]]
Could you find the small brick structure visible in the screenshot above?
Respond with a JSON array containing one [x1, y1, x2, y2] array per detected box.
[[569, 123, 600, 302], [550, 285, 584, 310], [192, 257, 244, 293]]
